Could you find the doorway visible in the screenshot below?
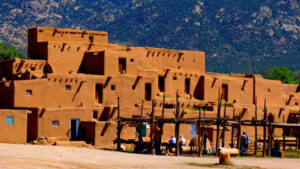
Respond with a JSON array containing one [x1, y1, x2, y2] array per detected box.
[[96, 84, 103, 104], [222, 84, 228, 101], [185, 78, 191, 94], [145, 83, 152, 101], [118, 58, 126, 73], [158, 76, 165, 92], [70, 119, 80, 140]]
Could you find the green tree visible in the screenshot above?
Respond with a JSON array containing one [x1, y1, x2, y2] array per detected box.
[[0, 43, 26, 61], [264, 66, 298, 84]]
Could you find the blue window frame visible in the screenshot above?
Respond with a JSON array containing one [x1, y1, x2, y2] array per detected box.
[[6, 116, 14, 125]]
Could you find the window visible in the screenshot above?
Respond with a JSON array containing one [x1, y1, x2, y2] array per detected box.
[[89, 36, 93, 43], [93, 111, 98, 119], [111, 85, 116, 91], [130, 58, 134, 62], [185, 78, 190, 94], [173, 76, 177, 80], [52, 121, 59, 126], [66, 85, 71, 91], [26, 90, 32, 96], [6, 116, 14, 125]]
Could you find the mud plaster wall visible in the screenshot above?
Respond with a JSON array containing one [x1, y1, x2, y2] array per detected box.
[[0, 109, 30, 143], [204, 75, 254, 104], [37, 107, 94, 138], [255, 78, 283, 107]]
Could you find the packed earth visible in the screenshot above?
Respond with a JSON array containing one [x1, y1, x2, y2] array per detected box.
[[0, 143, 299, 169]]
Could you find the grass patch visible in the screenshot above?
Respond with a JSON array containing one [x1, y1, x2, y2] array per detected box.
[[289, 109, 300, 113], [284, 149, 300, 158], [222, 103, 233, 107], [184, 162, 263, 169]]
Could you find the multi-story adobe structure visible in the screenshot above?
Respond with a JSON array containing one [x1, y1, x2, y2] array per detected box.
[[0, 27, 299, 149]]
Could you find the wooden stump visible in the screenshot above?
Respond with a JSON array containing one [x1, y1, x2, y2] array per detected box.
[[219, 152, 231, 164]]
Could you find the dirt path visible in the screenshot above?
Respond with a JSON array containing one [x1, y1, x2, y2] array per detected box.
[[0, 143, 299, 169]]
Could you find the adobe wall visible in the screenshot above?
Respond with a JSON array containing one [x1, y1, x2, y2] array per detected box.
[[28, 27, 108, 58], [281, 84, 300, 107], [203, 74, 254, 104], [0, 109, 31, 143], [36, 107, 95, 139], [27, 27, 205, 75], [0, 58, 46, 80], [255, 77, 283, 106]]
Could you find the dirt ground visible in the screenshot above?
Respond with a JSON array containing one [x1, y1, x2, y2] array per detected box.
[[0, 143, 299, 169]]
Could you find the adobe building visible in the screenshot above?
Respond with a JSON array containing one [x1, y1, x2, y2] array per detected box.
[[0, 27, 299, 149]]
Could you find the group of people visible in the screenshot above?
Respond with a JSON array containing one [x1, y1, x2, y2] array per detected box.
[[168, 135, 186, 153], [169, 135, 186, 146]]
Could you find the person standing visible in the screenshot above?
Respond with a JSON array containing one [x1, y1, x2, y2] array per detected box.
[[242, 132, 249, 154]]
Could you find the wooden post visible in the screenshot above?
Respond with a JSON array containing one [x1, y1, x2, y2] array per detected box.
[[201, 109, 206, 153], [283, 114, 286, 151], [296, 130, 299, 150], [117, 97, 121, 151], [296, 115, 300, 150], [283, 127, 286, 151], [198, 106, 202, 157], [157, 93, 165, 155], [222, 101, 227, 147], [254, 97, 258, 156], [267, 114, 272, 156], [263, 99, 267, 157], [137, 100, 144, 153], [216, 90, 221, 156], [237, 114, 241, 152], [175, 91, 180, 156], [150, 100, 155, 155], [230, 108, 235, 148]]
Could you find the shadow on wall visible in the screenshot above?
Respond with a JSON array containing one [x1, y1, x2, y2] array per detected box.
[[193, 76, 204, 100]]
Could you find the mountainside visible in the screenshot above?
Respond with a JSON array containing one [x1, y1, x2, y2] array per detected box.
[[0, 0, 299, 74]]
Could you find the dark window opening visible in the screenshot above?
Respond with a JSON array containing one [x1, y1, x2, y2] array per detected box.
[[96, 84, 103, 104], [118, 58, 126, 73], [158, 76, 165, 92], [26, 90, 32, 96], [111, 85, 116, 90], [173, 76, 177, 80], [222, 84, 228, 101], [66, 85, 71, 91], [145, 83, 152, 101], [185, 78, 190, 94], [89, 36, 93, 43], [165, 104, 175, 109], [93, 111, 98, 119], [52, 121, 59, 126], [130, 58, 134, 62]]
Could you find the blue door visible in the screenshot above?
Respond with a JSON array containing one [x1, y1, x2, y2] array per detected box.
[[190, 124, 197, 139], [70, 119, 80, 140]]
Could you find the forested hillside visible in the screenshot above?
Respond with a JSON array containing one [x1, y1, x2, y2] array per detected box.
[[0, 0, 299, 74]]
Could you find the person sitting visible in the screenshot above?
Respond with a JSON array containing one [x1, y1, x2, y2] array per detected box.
[[179, 135, 186, 146], [168, 136, 176, 153]]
